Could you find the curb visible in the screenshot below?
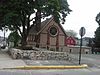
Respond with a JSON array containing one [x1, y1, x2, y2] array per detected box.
[[3, 64, 88, 70]]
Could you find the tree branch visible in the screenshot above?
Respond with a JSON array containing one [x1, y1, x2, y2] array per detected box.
[[15, 25, 22, 37], [30, 17, 35, 21]]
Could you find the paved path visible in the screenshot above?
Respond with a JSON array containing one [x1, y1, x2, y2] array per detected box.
[[0, 49, 26, 68], [23, 60, 75, 66]]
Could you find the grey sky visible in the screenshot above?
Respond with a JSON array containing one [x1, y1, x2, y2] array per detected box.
[[63, 0, 100, 38]]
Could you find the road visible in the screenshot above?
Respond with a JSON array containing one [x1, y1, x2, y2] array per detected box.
[[0, 69, 100, 75], [69, 54, 100, 68]]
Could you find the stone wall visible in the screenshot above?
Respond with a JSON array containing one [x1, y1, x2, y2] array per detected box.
[[9, 48, 69, 60]]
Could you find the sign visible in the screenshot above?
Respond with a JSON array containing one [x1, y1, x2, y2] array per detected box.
[[79, 27, 86, 37]]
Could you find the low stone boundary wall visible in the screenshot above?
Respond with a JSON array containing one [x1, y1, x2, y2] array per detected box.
[[9, 48, 69, 60]]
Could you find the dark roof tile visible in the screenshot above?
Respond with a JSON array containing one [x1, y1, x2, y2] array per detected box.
[[29, 18, 52, 34]]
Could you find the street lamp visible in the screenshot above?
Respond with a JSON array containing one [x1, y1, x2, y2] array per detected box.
[[79, 27, 86, 65]]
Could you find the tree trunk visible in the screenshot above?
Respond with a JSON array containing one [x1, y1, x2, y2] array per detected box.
[[35, 9, 41, 32], [21, 12, 27, 49], [35, 6, 41, 47], [21, 34, 27, 49], [21, 15, 31, 49]]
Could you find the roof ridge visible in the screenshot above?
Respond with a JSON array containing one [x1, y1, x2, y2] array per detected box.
[[37, 17, 54, 34]]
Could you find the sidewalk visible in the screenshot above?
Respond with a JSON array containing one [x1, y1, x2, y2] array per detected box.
[[0, 49, 27, 68], [0, 60, 27, 68], [23, 60, 76, 66], [0, 49, 83, 69]]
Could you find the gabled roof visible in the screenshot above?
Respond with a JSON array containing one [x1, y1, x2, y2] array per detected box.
[[29, 17, 52, 35], [57, 21, 68, 36], [37, 17, 53, 34], [29, 17, 67, 36], [66, 36, 76, 45]]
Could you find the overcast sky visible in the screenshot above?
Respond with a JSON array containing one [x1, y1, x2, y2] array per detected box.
[[63, 0, 100, 38], [0, 0, 100, 38]]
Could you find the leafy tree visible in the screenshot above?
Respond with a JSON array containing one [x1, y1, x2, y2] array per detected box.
[[0, 0, 36, 47], [0, 0, 71, 48], [41, 0, 72, 24], [94, 27, 100, 48], [8, 30, 21, 47], [96, 12, 100, 26], [66, 30, 77, 37], [94, 12, 100, 48], [0, 0, 9, 30]]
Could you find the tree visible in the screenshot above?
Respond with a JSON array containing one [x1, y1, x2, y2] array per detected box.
[[94, 12, 100, 48], [94, 27, 100, 48], [96, 12, 100, 26], [0, 0, 71, 48], [8, 30, 21, 47], [41, 0, 72, 24], [0, 0, 9, 30], [66, 30, 77, 37]]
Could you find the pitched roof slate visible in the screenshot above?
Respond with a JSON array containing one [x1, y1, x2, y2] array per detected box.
[[29, 17, 67, 36]]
